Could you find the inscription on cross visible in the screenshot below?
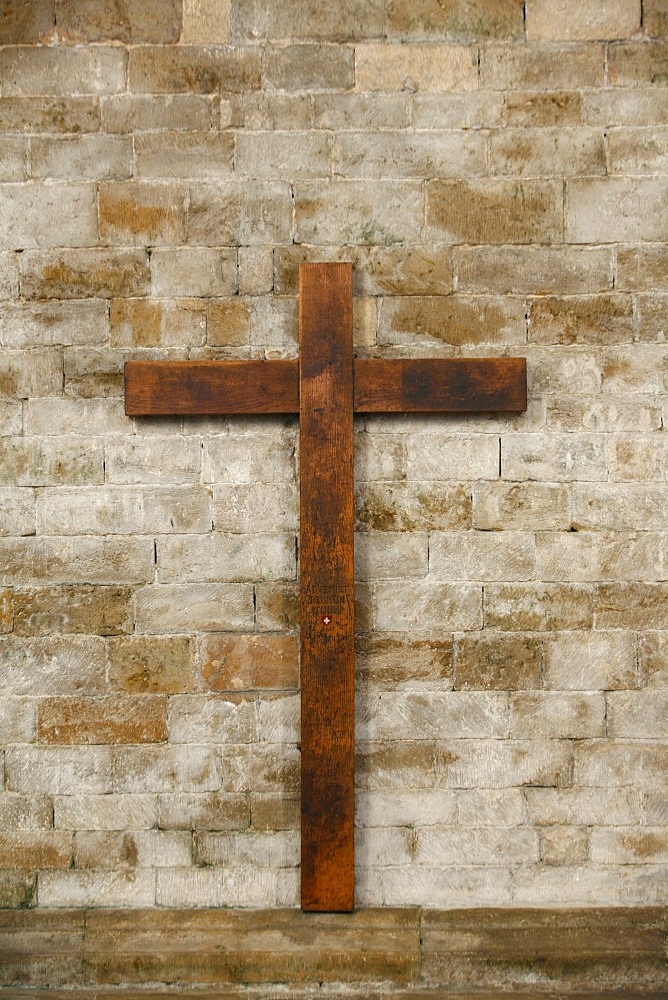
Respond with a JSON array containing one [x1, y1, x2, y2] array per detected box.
[[125, 263, 527, 912]]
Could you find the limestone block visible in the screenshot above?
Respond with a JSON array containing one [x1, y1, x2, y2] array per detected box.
[[182, 0, 230, 43], [361, 690, 508, 740], [454, 632, 542, 690], [457, 788, 526, 825], [0, 537, 155, 585], [607, 691, 668, 739], [213, 484, 297, 532], [129, 46, 261, 93], [415, 825, 538, 865], [158, 793, 249, 831], [105, 437, 202, 485], [381, 866, 512, 906], [434, 739, 573, 788], [20, 248, 150, 300], [5, 747, 112, 795], [591, 827, 668, 864], [200, 633, 299, 690], [427, 179, 563, 244], [0, 832, 71, 869], [502, 432, 607, 482], [548, 396, 662, 434], [356, 788, 458, 828], [0, 637, 106, 696], [0, 46, 126, 96], [526, 0, 640, 40], [0, 96, 100, 133], [0, 183, 97, 250], [238, 247, 273, 295], [584, 87, 668, 126], [36, 486, 212, 535], [387, 0, 524, 39], [544, 631, 636, 690], [355, 632, 453, 688], [510, 692, 606, 738], [413, 91, 504, 127], [74, 830, 191, 870], [54, 795, 158, 832], [536, 530, 667, 583], [0, 698, 35, 742], [355, 531, 428, 581], [237, 131, 330, 179], [568, 179, 668, 243], [0, 794, 53, 831], [407, 433, 499, 481], [39, 870, 156, 907], [481, 43, 604, 89], [574, 740, 668, 789], [489, 127, 605, 176], [108, 636, 194, 694], [155, 867, 276, 907], [263, 44, 354, 91], [485, 583, 594, 630], [31, 136, 131, 181], [188, 181, 291, 245], [334, 131, 485, 179], [608, 41, 668, 87], [529, 295, 633, 345], [378, 295, 525, 348], [99, 182, 187, 246], [502, 90, 584, 126], [135, 132, 234, 179], [38, 696, 168, 745], [595, 583, 668, 629], [101, 94, 212, 133], [455, 245, 613, 294], [195, 830, 299, 867], [356, 482, 471, 532], [257, 693, 299, 743], [0, 137, 27, 181], [232, 0, 385, 41], [373, 581, 482, 631], [134, 583, 254, 633], [315, 93, 410, 129], [639, 632, 668, 689], [114, 746, 220, 794], [0, 488, 35, 536], [526, 787, 639, 826], [356, 44, 478, 92], [430, 530, 535, 581], [295, 180, 423, 245], [473, 482, 570, 531], [112, 297, 207, 349], [14, 584, 132, 637]]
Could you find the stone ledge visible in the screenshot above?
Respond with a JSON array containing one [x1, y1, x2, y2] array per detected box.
[[0, 907, 665, 992]]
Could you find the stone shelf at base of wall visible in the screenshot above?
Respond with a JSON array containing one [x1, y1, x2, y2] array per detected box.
[[0, 907, 666, 993]]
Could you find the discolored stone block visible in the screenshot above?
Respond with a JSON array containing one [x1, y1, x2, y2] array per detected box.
[[20, 248, 149, 300], [135, 132, 234, 179], [427, 179, 563, 244], [13, 585, 132, 637], [378, 295, 525, 348], [355, 44, 478, 92], [232, 0, 385, 41], [0, 47, 126, 97], [485, 583, 594, 631], [38, 696, 168, 745], [387, 0, 524, 38], [99, 183, 187, 246], [110, 298, 206, 348], [526, 0, 640, 40], [455, 632, 542, 690], [200, 633, 299, 691], [356, 482, 471, 532], [264, 45, 354, 90], [129, 46, 261, 94], [107, 636, 194, 694]]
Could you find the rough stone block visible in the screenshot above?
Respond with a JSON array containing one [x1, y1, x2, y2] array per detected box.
[[485, 583, 594, 631], [568, 178, 668, 243], [56, 0, 182, 42], [489, 127, 605, 176], [595, 583, 668, 629], [415, 825, 538, 865], [295, 180, 423, 245], [0, 300, 108, 348], [511, 692, 606, 738], [168, 694, 258, 743], [0, 437, 103, 487], [0, 95, 100, 133], [607, 691, 668, 739], [644, 0, 668, 36], [454, 632, 542, 690], [0, 537, 155, 586], [114, 745, 220, 794], [361, 690, 507, 740], [314, 93, 410, 129], [203, 435, 295, 484], [356, 632, 452, 687], [544, 631, 636, 690], [548, 395, 662, 434], [591, 827, 668, 865], [108, 636, 194, 694], [233, 0, 385, 40], [99, 182, 187, 246], [0, 793, 53, 830], [200, 633, 299, 691], [36, 485, 211, 536], [213, 483, 297, 532], [30, 135, 131, 181], [129, 46, 261, 93], [39, 870, 156, 907], [427, 179, 563, 244], [0, 636, 106, 696], [574, 740, 668, 789], [473, 482, 570, 532], [0, 1, 55, 42], [429, 530, 535, 581], [101, 94, 213, 133], [355, 531, 428, 580], [526, 0, 640, 40], [182, 0, 230, 42], [608, 41, 668, 86], [0, 136, 27, 181], [105, 437, 202, 485], [264, 44, 354, 91], [236, 131, 330, 179], [502, 90, 584, 126], [135, 132, 234, 178], [5, 747, 112, 795], [74, 830, 191, 869], [227, 91, 313, 129], [20, 248, 149, 300], [38, 696, 167, 745], [372, 581, 482, 631], [54, 794, 158, 831], [334, 130, 485, 179], [356, 482, 471, 532], [407, 433, 499, 481], [378, 295, 525, 348], [134, 583, 254, 633], [0, 183, 97, 250], [110, 298, 206, 348], [13, 584, 132, 637], [0, 588, 13, 633], [0, 46, 127, 96], [502, 432, 607, 482], [387, 0, 524, 38], [0, 697, 35, 742], [529, 295, 633, 345], [158, 792, 249, 831], [355, 44, 478, 92], [238, 246, 273, 295], [157, 533, 296, 584], [481, 42, 604, 89], [639, 632, 668, 689], [0, 488, 35, 536], [188, 181, 291, 245], [455, 245, 613, 294], [150, 247, 236, 298], [608, 434, 668, 482]]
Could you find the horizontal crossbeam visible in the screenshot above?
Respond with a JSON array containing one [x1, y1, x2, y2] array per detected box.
[[125, 357, 526, 416]]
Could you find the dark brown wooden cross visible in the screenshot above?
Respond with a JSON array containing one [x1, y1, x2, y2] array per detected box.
[[125, 263, 526, 912]]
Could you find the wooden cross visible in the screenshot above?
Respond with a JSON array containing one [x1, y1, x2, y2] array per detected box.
[[125, 262, 527, 912]]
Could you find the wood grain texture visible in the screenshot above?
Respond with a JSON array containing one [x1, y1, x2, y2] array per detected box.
[[125, 358, 527, 416], [354, 358, 527, 412], [124, 360, 299, 415], [299, 262, 355, 912]]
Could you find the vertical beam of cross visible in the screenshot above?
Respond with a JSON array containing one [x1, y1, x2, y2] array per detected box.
[[124, 262, 527, 912]]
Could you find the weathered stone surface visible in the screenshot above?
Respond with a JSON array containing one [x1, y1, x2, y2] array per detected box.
[[356, 482, 471, 532], [20, 248, 149, 300], [101, 94, 212, 133], [233, 0, 385, 41], [608, 41, 668, 87], [378, 295, 525, 347], [455, 632, 542, 690], [568, 178, 668, 243], [0, 183, 97, 250], [526, 0, 640, 40], [36, 485, 211, 536], [430, 530, 535, 582], [129, 46, 261, 93], [54, 794, 158, 832], [111, 299, 206, 349], [83, 908, 421, 984], [607, 691, 668, 739], [502, 432, 607, 482], [200, 633, 299, 691], [150, 248, 236, 298], [639, 632, 668, 689], [188, 181, 291, 245], [481, 43, 604, 89], [595, 583, 668, 629], [407, 434, 499, 481], [295, 180, 423, 245], [107, 636, 194, 693], [511, 692, 605, 738], [529, 295, 633, 345], [134, 583, 254, 633], [38, 696, 168, 745], [135, 132, 234, 179], [56, 0, 182, 42], [387, 0, 524, 38], [373, 581, 482, 631], [334, 130, 485, 179], [30, 135, 131, 181], [74, 830, 191, 870], [503, 90, 584, 126], [182, 0, 230, 42], [5, 746, 112, 795], [544, 631, 636, 690], [99, 182, 187, 246], [0, 537, 154, 585], [13, 585, 131, 637], [489, 127, 605, 176], [356, 44, 478, 92], [485, 583, 594, 631], [455, 245, 612, 294], [114, 746, 220, 794], [0, 46, 126, 96], [159, 792, 249, 831], [428, 179, 562, 244]]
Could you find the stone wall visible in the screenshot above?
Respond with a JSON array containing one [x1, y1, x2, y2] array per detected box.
[[0, 0, 666, 910]]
